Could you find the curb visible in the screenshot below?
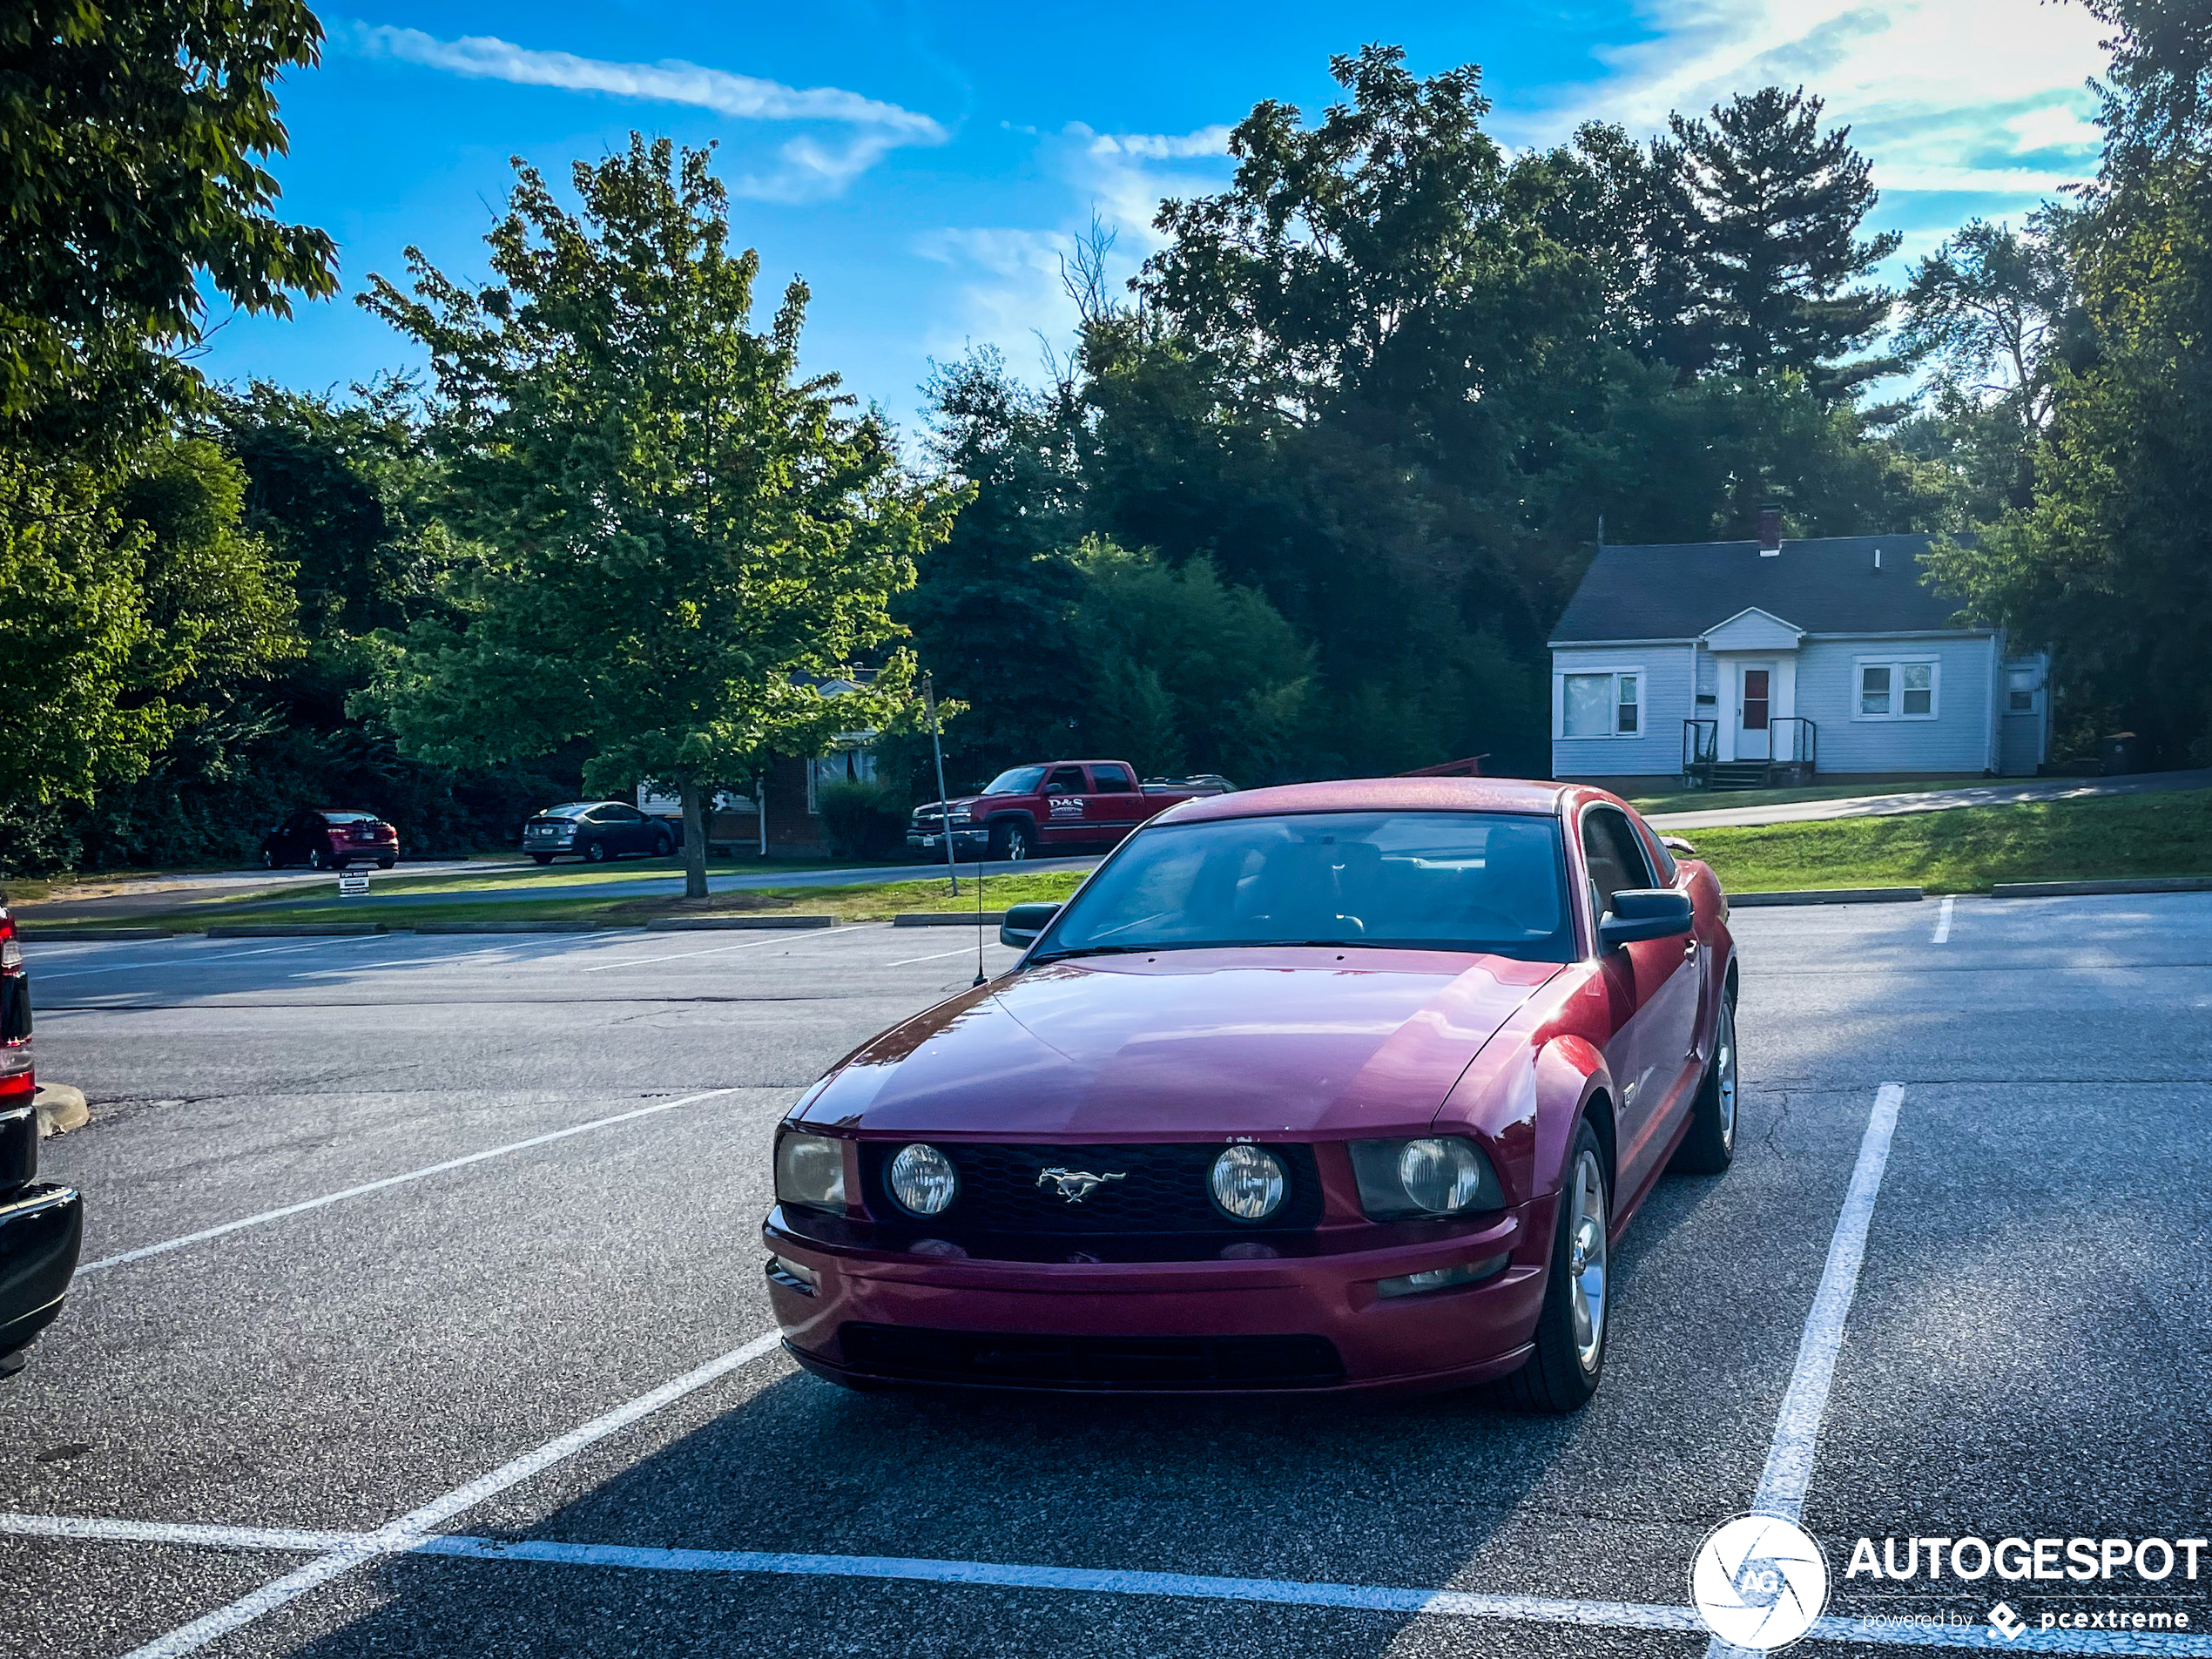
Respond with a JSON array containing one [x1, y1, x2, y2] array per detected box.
[[1990, 876, 2212, 899], [894, 912, 1008, 927], [413, 921, 641, 934], [17, 927, 172, 941], [645, 916, 837, 931], [206, 923, 386, 938], [1729, 887, 1924, 907], [33, 1083, 87, 1137]]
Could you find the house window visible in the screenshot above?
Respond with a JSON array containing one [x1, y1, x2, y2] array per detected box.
[[1855, 659, 1939, 721], [805, 748, 876, 814], [2006, 667, 2039, 711], [1562, 671, 1642, 738]]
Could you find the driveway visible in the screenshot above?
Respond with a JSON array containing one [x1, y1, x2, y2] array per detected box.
[[1645, 765, 2212, 832], [7, 894, 2209, 1656]]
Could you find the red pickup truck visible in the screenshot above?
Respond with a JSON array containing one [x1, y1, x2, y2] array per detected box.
[[907, 761, 1233, 861]]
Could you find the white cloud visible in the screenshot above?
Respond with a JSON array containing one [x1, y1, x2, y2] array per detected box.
[[1521, 0, 2108, 204], [330, 21, 946, 199], [916, 124, 1235, 369]]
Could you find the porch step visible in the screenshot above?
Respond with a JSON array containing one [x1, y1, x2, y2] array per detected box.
[[1706, 763, 1773, 791]]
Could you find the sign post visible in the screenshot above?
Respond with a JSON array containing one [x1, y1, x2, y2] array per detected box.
[[924, 674, 958, 896]]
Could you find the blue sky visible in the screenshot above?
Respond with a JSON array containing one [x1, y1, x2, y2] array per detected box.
[[200, 1, 2112, 433]]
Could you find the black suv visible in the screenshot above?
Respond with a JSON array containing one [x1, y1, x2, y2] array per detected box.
[[0, 904, 84, 1375]]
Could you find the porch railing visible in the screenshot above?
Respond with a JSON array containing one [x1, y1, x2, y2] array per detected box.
[[1681, 716, 1817, 787], [1682, 718, 1718, 786]]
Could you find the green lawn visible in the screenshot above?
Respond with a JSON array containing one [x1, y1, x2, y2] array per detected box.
[[1687, 788, 2212, 894], [1627, 778, 1986, 816]]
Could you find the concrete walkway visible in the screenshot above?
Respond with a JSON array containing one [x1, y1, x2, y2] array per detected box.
[[1643, 767, 2211, 832]]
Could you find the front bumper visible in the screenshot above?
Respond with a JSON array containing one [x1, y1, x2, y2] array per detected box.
[[907, 828, 989, 853], [763, 1197, 1554, 1396], [0, 1183, 83, 1355]]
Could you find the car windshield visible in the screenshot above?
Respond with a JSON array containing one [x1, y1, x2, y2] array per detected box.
[[321, 811, 377, 824], [980, 765, 1048, 796], [1033, 811, 1574, 963], [540, 803, 598, 819]]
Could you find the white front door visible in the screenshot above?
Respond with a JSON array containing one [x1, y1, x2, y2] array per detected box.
[[1737, 662, 1774, 761]]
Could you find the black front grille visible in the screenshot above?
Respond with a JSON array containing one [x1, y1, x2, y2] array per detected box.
[[860, 1142, 1323, 1236], [839, 1324, 1344, 1390]]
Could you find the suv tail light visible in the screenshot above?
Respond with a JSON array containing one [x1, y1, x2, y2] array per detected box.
[[0, 908, 30, 1099]]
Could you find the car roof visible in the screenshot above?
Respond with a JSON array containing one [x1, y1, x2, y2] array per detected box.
[[1158, 776, 1571, 825]]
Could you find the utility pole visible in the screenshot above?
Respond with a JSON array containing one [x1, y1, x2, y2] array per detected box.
[[924, 674, 958, 896]]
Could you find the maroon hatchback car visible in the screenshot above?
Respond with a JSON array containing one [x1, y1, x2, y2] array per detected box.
[[764, 778, 1737, 1407]]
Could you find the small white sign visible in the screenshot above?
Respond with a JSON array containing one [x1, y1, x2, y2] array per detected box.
[[337, 872, 370, 898]]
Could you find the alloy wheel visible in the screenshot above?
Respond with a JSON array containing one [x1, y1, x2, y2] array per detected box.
[[1567, 1146, 1609, 1375], [1716, 1001, 1738, 1156]]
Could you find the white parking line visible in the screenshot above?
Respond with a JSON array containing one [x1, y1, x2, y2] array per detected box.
[[291, 940, 547, 977], [1707, 1081, 1905, 1659], [885, 946, 985, 967], [108, 1330, 784, 1659], [581, 924, 873, 972], [8, 1511, 2202, 1655], [1931, 897, 1953, 943], [76, 1087, 746, 1275], [37, 938, 397, 980]]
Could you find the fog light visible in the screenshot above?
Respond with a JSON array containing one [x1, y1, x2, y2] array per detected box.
[[1375, 1255, 1508, 1299], [1211, 1144, 1286, 1221], [889, 1143, 959, 1216], [766, 1254, 818, 1295]]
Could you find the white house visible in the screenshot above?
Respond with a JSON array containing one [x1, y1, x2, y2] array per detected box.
[[1548, 512, 2051, 789]]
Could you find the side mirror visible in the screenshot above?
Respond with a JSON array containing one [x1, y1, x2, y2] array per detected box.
[[1598, 888, 1694, 950], [1000, 901, 1062, 950]]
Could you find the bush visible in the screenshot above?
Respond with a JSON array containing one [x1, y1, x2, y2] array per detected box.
[[816, 780, 908, 860]]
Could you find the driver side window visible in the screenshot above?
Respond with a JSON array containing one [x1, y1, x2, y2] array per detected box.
[[1581, 807, 1652, 916]]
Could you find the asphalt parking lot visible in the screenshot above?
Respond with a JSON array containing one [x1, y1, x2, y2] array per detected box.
[[2, 894, 2208, 1657]]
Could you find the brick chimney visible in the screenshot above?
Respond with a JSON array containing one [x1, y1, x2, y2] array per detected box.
[[1757, 503, 1783, 556]]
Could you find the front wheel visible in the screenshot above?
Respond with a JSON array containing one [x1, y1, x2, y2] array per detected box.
[[1493, 1122, 1610, 1413], [1669, 996, 1737, 1175], [376, 856, 396, 871], [991, 819, 1032, 862], [307, 848, 327, 871], [651, 833, 672, 858], [260, 848, 278, 870]]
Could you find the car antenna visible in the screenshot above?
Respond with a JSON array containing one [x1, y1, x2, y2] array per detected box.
[[972, 840, 988, 987]]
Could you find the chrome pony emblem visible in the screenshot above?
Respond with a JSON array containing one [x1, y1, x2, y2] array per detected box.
[[1036, 1167, 1126, 1204]]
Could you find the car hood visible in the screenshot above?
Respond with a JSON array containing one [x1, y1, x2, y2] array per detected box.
[[796, 948, 1562, 1139]]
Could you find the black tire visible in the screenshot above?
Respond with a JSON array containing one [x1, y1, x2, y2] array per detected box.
[[1492, 1119, 1611, 1414], [651, 833, 672, 858], [260, 848, 277, 870], [1669, 995, 1738, 1175], [377, 856, 396, 871], [307, 848, 327, 871], [991, 819, 1033, 862], [530, 853, 554, 867], [583, 839, 610, 864]]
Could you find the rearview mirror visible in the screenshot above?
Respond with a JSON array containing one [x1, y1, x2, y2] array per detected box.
[[1001, 901, 1062, 949], [1598, 888, 1694, 950]]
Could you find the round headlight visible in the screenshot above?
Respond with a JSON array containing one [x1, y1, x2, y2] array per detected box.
[[1398, 1137, 1487, 1213], [1210, 1144, 1286, 1221], [888, 1143, 958, 1216]]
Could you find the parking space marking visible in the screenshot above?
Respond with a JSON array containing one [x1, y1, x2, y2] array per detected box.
[[580, 925, 873, 972], [11, 1514, 2205, 1655], [1708, 1081, 1905, 1659], [1931, 897, 1953, 943], [886, 945, 987, 966], [111, 1330, 785, 1659], [77, 1086, 747, 1276]]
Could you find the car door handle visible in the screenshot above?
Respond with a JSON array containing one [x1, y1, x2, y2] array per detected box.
[[1683, 938, 1699, 960]]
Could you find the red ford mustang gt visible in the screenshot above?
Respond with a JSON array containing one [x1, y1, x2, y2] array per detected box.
[[763, 778, 1737, 1408]]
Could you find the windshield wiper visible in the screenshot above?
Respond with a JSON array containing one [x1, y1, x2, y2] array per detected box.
[[1027, 944, 1170, 964]]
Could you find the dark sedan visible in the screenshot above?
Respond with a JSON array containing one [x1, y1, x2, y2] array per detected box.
[[259, 809, 401, 871], [522, 801, 677, 865], [0, 904, 84, 1375], [764, 777, 1737, 1406]]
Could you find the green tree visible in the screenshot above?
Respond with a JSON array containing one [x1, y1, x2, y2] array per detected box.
[[896, 348, 1089, 780], [0, 0, 338, 455], [1926, 0, 2212, 764], [361, 135, 960, 896], [1662, 87, 1900, 395], [1070, 540, 1312, 783]]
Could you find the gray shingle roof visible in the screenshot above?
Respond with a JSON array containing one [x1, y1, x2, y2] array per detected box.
[[1549, 534, 1978, 644]]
